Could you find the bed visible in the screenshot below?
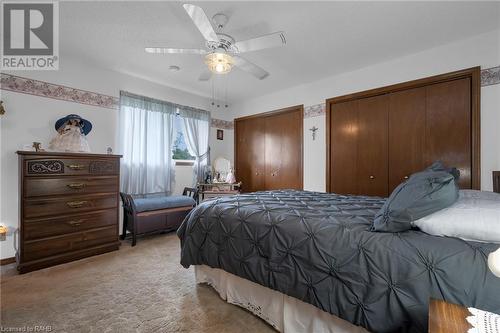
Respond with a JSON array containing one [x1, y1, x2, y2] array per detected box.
[[177, 190, 500, 333]]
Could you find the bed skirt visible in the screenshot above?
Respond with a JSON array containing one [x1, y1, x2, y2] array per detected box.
[[194, 265, 368, 333]]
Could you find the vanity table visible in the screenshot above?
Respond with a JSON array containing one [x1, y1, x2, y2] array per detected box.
[[197, 182, 241, 202], [198, 157, 241, 202]]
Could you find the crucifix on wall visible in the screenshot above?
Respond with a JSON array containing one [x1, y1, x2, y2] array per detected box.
[[309, 126, 318, 140]]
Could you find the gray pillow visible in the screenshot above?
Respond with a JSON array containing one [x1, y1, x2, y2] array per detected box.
[[426, 160, 460, 180], [371, 166, 459, 232]]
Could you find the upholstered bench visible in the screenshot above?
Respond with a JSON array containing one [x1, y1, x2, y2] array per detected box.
[[120, 188, 197, 246]]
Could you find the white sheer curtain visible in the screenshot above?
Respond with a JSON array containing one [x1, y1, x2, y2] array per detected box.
[[119, 91, 176, 195], [179, 107, 211, 185]]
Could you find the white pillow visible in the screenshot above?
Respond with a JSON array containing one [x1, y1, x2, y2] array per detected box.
[[413, 190, 500, 243]]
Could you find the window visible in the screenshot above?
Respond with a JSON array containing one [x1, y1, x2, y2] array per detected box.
[[172, 115, 195, 161], [119, 91, 177, 194]]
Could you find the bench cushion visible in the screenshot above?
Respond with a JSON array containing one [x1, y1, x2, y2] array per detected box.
[[132, 195, 195, 213]]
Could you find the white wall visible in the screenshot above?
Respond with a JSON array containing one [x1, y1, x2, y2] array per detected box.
[[210, 127, 234, 165], [230, 29, 500, 192], [0, 57, 219, 259]]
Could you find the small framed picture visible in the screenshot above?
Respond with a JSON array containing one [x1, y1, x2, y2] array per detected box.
[[217, 129, 224, 140]]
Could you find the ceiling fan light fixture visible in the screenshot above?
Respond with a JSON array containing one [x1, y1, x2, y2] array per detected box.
[[205, 51, 233, 74]]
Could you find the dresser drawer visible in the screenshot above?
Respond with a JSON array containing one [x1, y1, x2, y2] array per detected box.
[[24, 157, 119, 177], [24, 194, 118, 219], [25, 176, 118, 197], [24, 209, 117, 241], [23, 226, 117, 261]]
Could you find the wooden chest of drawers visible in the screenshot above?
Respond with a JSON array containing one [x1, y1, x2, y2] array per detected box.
[[17, 151, 122, 273]]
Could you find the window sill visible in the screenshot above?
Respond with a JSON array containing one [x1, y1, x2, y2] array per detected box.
[[175, 160, 195, 166]]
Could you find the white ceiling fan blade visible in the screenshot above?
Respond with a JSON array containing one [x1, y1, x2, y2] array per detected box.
[[145, 47, 207, 54], [198, 71, 212, 81], [233, 32, 286, 53], [183, 4, 219, 42], [233, 56, 269, 80]]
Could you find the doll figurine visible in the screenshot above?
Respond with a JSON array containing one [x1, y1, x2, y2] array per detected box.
[[225, 168, 236, 184], [49, 114, 92, 153]]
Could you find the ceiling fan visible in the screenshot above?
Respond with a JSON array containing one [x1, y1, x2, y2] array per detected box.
[[145, 4, 286, 81]]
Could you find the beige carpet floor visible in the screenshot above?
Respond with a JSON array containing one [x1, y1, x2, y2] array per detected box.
[[0, 233, 275, 333]]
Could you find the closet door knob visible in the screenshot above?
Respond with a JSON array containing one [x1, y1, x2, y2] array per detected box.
[[369, 175, 375, 180]]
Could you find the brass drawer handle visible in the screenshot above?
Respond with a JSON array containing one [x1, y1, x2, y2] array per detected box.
[[66, 219, 85, 226], [369, 175, 375, 180], [66, 164, 85, 170], [67, 183, 86, 189], [403, 175, 409, 180], [66, 200, 88, 208]]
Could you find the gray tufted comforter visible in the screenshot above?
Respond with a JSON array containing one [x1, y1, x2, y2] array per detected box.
[[177, 190, 500, 333]]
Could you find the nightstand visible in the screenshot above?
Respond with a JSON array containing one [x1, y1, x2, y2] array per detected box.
[[428, 299, 472, 333]]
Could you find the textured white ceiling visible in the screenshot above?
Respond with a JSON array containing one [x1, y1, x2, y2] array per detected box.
[[60, 1, 500, 102]]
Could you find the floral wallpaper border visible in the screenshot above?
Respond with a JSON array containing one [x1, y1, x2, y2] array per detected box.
[[0, 73, 233, 129], [481, 66, 500, 87], [303, 67, 500, 119], [0, 73, 119, 110], [304, 103, 325, 118], [2, 66, 498, 124], [211, 118, 234, 130]]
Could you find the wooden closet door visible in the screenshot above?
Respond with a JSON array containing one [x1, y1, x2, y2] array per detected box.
[[388, 87, 426, 192], [425, 78, 471, 188], [329, 100, 359, 195], [235, 117, 265, 192], [264, 109, 303, 190], [357, 95, 389, 197]]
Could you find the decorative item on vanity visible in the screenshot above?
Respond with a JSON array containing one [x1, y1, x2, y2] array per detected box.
[[107, 147, 113, 154], [0, 225, 7, 241], [204, 165, 213, 184], [48, 114, 92, 153], [0, 225, 16, 242], [0, 100, 5, 115], [309, 126, 318, 140], [32, 142, 43, 152], [225, 168, 236, 184]]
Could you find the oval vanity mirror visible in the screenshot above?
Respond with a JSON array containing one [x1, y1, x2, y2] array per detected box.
[[213, 157, 231, 182]]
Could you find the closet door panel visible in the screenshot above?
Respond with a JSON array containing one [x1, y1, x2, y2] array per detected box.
[[425, 78, 471, 188], [265, 110, 303, 190], [330, 100, 358, 195], [235, 117, 265, 192], [388, 87, 426, 192], [357, 95, 389, 197]]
